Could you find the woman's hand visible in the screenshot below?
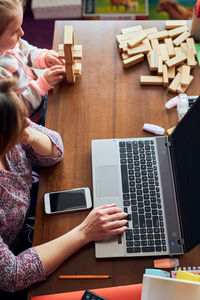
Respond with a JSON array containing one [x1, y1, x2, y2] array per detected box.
[[79, 204, 128, 244], [44, 50, 64, 67], [43, 65, 65, 86]]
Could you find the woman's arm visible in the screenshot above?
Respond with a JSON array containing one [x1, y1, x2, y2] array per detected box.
[[35, 204, 127, 275]]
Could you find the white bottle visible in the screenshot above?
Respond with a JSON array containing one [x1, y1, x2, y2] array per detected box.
[[143, 123, 165, 135]]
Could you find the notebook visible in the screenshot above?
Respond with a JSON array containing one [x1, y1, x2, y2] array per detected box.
[[141, 275, 200, 300], [91, 95, 200, 258]]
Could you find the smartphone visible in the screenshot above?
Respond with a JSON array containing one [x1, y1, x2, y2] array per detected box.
[[44, 187, 92, 214]]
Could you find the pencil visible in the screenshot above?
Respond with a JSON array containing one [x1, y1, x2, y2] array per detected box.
[[58, 275, 111, 279]]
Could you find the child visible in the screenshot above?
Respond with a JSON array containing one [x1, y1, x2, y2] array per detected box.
[[0, 0, 65, 124], [0, 78, 128, 295]]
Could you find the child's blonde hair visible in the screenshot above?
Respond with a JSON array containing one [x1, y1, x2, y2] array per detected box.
[[0, 0, 25, 36]]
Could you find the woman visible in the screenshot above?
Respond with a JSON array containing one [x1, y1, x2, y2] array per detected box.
[[0, 78, 128, 294]]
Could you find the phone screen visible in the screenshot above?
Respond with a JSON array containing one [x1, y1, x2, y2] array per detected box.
[[49, 189, 87, 212]]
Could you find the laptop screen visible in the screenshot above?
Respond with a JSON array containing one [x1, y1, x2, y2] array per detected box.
[[170, 96, 200, 252]]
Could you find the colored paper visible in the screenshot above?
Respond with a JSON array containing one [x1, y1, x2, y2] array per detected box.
[[176, 270, 200, 282], [31, 283, 142, 300]]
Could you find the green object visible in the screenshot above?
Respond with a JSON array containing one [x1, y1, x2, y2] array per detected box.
[[195, 43, 200, 66]]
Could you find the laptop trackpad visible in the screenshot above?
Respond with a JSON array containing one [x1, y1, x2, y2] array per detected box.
[[96, 165, 120, 197]]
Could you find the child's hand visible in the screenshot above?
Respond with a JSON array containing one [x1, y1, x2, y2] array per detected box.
[[43, 65, 65, 86], [45, 50, 64, 67]]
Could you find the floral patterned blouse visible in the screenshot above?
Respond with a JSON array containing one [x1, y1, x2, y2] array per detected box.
[[0, 122, 63, 292]]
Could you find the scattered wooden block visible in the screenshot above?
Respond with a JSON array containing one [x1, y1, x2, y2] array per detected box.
[[121, 52, 129, 60], [173, 31, 191, 47], [168, 26, 189, 38], [168, 66, 175, 80], [140, 75, 163, 85], [162, 64, 169, 87], [187, 48, 196, 68], [148, 30, 169, 40], [120, 25, 142, 34], [143, 38, 152, 51], [123, 54, 144, 68], [127, 44, 150, 56], [117, 24, 197, 93], [127, 32, 147, 48], [174, 47, 183, 56], [147, 51, 159, 71], [177, 75, 194, 93], [180, 42, 188, 55], [165, 53, 187, 68], [186, 38, 197, 56], [164, 38, 175, 57], [165, 20, 187, 30], [180, 65, 191, 86], [158, 55, 163, 75], [151, 38, 160, 54], [159, 44, 169, 61], [168, 72, 181, 93], [143, 27, 158, 35]]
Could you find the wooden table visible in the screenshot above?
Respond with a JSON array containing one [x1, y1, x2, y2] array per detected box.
[[28, 20, 200, 299]]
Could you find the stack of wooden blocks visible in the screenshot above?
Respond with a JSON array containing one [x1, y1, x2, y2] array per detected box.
[[117, 20, 197, 93], [58, 25, 82, 83]]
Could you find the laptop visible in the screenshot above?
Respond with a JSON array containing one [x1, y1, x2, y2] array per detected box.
[[91, 95, 200, 258]]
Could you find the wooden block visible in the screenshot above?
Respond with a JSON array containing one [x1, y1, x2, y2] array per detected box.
[[173, 31, 191, 47], [121, 25, 142, 34], [143, 38, 152, 51], [168, 66, 175, 80], [58, 44, 64, 58], [164, 38, 175, 57], [177, 75, 194, 93], [186, 38, 197, 55], [148, 30, 169, 40], [165, 53, 186, 68], [177, 64, 188, 72], [180, 65, 190, 86], [73, 62, 82, 75], [162, 64, 169, 87], [121, 52, 129, 60], [144, 27, 158, 35], [158, 55, 163, 75], [180, 42, 188, 55], [168, 26, 189, 38], [64, 44, 73, 65], [187, 47, 196, 68], [64, 25, 74, 45], [127, 44, 150, 56], [147, 51, 159, 71], [123, 54, 144, 68], [159, 44, 169, 61], [116, 31, 141, 44], [72, 45, 82, 59], [151, 39, 160, 54], [174, 47, 183, 56], [127, 32, 147, 48], [65, 65, 75, 83], [140, 75, 163, 85], [118, 42, 128, 53], [165, 20, 187, 29], [168, 72, 181, 93]]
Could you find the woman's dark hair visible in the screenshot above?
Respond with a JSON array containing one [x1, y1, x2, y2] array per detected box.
[[0, 78, 27, 155]]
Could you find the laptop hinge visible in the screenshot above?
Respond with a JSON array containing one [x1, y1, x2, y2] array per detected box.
[[165, 137, 171, 148], [178, 238, 185, 246]]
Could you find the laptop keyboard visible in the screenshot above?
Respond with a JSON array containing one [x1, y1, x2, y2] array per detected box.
[[119, 140, 167, 254]]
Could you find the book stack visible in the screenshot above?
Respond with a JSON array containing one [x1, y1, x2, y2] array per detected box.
[[31, 0, 82, 19]]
